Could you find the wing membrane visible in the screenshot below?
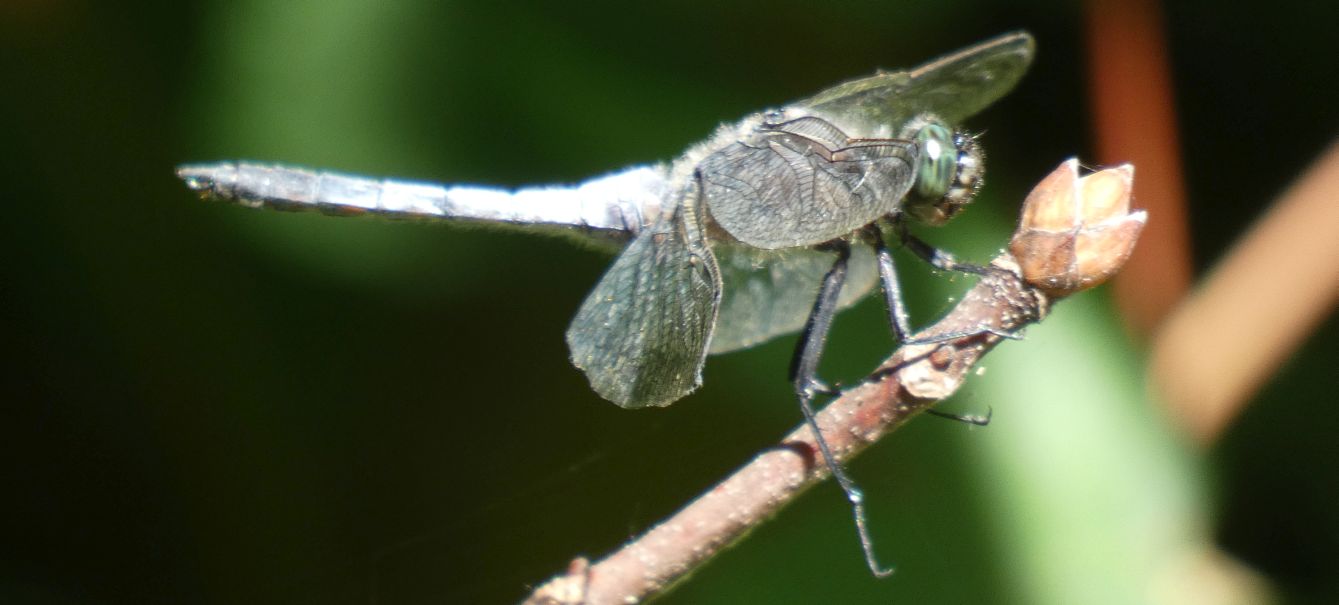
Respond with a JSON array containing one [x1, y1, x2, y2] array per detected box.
[[700, 124, 916, 249], [801, 31, 1035, 136], [566, 194, 721, 408], [709, 243, 878, 354]]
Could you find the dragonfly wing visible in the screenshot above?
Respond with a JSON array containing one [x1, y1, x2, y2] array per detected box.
[[709, 243, 878, 355], [566, 195, 721, 408], [700, 128, 916, 249], [799, 31, 1035, 136]]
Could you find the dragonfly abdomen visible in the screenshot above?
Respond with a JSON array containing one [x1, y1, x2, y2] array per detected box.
[[176, 162, 670, 233]]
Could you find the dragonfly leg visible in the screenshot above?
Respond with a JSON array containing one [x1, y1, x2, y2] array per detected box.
[[894, 220, 994, 276], [788, 240, 894, 577], [902, 326, 1025, 345], [789, 241, 849, 397], [865, 224, 913, 345], [891, 221, 1025, 345], [927, 406, 993, 426]]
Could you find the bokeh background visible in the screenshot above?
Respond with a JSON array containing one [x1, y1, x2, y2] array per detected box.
[[3, 1, 1336, 603]]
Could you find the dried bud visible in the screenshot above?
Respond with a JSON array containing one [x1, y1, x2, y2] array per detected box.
[[1009, 159, 1147, 297]]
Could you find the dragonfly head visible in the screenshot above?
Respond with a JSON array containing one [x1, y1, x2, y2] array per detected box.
[[905, 119, 984, 226]]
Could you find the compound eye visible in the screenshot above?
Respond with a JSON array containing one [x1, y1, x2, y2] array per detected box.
[[914, 123, 957, 200]]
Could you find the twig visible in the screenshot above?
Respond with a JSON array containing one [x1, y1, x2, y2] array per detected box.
[[522, 159, 1146, 605]]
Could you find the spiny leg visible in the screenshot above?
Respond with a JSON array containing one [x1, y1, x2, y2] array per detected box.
[[892, 220, 1022, 344], [788, 240, 894, 577], [866, 224, 913, 345], [894, 219, 994, 276], [789, 241, 850, 398], [867, 224, 996, 428], [927, 406, 993, 426]]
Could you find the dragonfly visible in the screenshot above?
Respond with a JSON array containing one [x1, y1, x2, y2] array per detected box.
[[178, 31, 1034, 575]]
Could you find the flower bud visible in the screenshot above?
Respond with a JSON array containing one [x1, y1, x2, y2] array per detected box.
[[1009, 159, 1147, 297]]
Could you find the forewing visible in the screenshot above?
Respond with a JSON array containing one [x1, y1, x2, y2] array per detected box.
[[800, 31, 1034, 135], [700, 134, 916, 249], [566, 197, 721, 408], [709, 243, 878, 354]]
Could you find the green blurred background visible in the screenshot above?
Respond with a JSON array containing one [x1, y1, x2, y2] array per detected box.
[[3, 1, 1336, 603]]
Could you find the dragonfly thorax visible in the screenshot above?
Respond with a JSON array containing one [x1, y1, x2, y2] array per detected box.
[[903, 118, 984, 226]]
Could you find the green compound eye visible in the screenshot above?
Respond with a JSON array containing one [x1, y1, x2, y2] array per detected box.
[[914, 123, 957, 200]]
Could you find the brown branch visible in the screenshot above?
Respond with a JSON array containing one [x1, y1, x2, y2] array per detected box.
[[522, 160, 1146, 605]]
